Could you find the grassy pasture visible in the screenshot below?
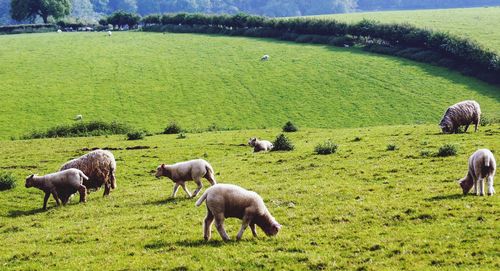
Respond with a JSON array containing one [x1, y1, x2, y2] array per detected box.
[[0, 32, 498, 140], [0, 124, 499, 270], [319, 6, 500, 52]]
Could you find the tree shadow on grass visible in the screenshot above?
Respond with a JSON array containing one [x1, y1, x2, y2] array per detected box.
[[7, 208, 46, 218], [425, 193, 465, 201], [144, 197, 191, 206]]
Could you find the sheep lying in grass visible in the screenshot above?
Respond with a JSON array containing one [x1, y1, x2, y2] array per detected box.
[[25, 169, 88, 210], [60, 149, 117, 196], [74, 114, 82, 120], [459, 149, 496, 196], [155, 159, 216, 198], [261, 54, 269, 61], [439, 100, 481, 134], [248, 137, 273, 152], [195, 184, 281, 241]]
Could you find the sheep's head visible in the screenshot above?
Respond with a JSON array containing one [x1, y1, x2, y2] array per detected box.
[[265, 221, 282, 236], [248, 138, 257, 146], [459, 178, 473, 195], [440, 124, 452, 134], [25, 174, 35, 188], [155, 164, 165, 179]]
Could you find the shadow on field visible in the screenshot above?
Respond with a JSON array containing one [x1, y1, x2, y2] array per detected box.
[[175, 239, 225, 247], [7, 208, 46, 217], [425, 194, 465, 201], [144, 197, 191, 206]]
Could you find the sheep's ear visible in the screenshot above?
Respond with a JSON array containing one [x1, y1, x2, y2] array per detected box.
[[161, 164, 165, 169]]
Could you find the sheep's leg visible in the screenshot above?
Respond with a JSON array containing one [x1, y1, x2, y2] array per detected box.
[[236, 215, 252, 240], [464, 124, 470, 132], [474, 121, 479, 132], [51, 189, 61, 207], [214, 214, 230, 241], [78, 185, 87, 203], [479, 178, 485, 196], [43, 192, 50, 210], [180, 183, 192, 198], [250, 223, 258, 237], [171, 183, 180, 198], [191, 178, 203, 197], [473, 178, 478, 195], [103, 183, 111, 197], [203, 210, 214, 241], [487, 176, 495, 196]]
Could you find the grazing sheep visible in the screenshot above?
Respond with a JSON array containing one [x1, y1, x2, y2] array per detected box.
[[25, 169, 88, 210], [57, 29, 62, 33], [195, 184, 281, 241], [261, 54, 269, 61], [343, 44, 350, 48], [155, 159, 216, 198], [60, 150, 117, 196], [248, 137, 273, 152], [439, 100, 481, 134], [74, 114, 83, 120], [459, 149, 496, 196], [107, 31, 112, 36]]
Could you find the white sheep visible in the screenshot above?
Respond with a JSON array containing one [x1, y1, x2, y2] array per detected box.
[[248, 137, 273, 152], [261, 54, 269, 61], [57, 29, 62, 33], [107, 31, 112, 36], [155, 159, 217, 198], [459, 149, 496, 196], [74, 114, 82, 121], [196, 184, 281, 241], [25, 169, 88, 210]]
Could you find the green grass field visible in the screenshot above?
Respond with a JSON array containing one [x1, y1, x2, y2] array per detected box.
[[0, 32, 498, 140], [318, 6, 500, 52], [0, 125, 499, 270]]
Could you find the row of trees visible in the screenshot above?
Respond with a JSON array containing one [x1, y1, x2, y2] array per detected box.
[[2, 0, 500, 25]]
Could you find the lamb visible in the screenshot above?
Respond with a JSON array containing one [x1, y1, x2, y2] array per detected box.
[[248, 137, 273, 152], [155, 159, 216, 198], [439, 100, 481, 134], [74, 114, 82, 120], [459, 149, 496, 196], [195, 184, 281, 241], [261, 54, 269, 61], [107, 31, 112, 36], [57, 29, 62, 33], [25, 169, 88, 210], [60, 149, 117, 196]]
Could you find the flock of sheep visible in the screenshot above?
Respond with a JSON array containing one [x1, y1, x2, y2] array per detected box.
[[23, 99, 496, 241]]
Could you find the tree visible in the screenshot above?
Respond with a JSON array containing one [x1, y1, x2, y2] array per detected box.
[[10, 0, 71, 23]]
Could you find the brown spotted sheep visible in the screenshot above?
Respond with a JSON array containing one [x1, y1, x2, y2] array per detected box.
[[25, 169, 88, 210], [459, 149, 496, 196], [195, 184, 281, 241], [60, 149, 117, 196], [248, 137, 274, 152], [439, 100, 481, 134], [155, 159, 216, 198]]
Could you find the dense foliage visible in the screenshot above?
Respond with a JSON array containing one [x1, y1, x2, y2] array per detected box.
[[22, 121, 132, 139], [10, 0, 71, 23], [0, 172, 16, 191]]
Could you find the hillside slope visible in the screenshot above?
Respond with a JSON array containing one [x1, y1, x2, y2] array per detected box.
[[0, 32, 498, 139]]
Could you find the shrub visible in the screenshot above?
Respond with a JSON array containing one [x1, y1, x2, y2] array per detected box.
[[315, 140, 338, 155], [271, 134, 294, 151], [126, 131, 145, 140], [353, 136, 362, 142], [420, 150, 432, 157], [282, 121, 298, 132], [23, 121, 132, 139], [0, 172, 16, 191], [386, 144, 398, 151], [480, 113, 498, 126], [163, 122, 182, 134], [437, 144, 457, 157], [177, 132, 187, 139]]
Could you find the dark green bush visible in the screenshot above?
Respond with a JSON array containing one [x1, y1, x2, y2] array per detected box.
[[386, 144, 398, 151], [283, 121, 298, 132], [23, 121, 132, 139], [163, 122, 182, 134], [0, 172, 16, 191], [127, 131, 145, 140], [315, 140, 338, 155], [437, 144, 457, 157], [272, 134, 294, 151]]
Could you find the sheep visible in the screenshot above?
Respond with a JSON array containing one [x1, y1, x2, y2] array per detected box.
[[439, 100, 481, 134], [155, 159, 216, 198], [459, 149, 496, 196], [74, 114, 83, 121], [60, 149, 117, 196], [57, 29, 62, 33], [248, 137, 273, 152], [196, 184, 281, 241], [25, 169, 88, 210], [108, 31, 112, 36], [261, 54, 269, 61]]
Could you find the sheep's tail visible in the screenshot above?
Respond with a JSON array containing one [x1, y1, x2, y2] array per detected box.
[[79, 171, 89, 181], [484, 155, 491, 168], [195, 191, 208, 207]]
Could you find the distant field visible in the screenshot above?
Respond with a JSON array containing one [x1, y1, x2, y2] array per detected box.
[[0, 124, 499, 270], [318, 6, 500, 52], [0, 32, 498, 139]]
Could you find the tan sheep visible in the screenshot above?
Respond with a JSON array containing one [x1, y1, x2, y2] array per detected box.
[[439, 100, 481, 134], [25, 169, 88, 210], [459, 149, 496, 196], [155, 159, 216, 198], [60, 149, 117, 196], [248, 137, 274, 152], [195, 184, 281, 241]]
